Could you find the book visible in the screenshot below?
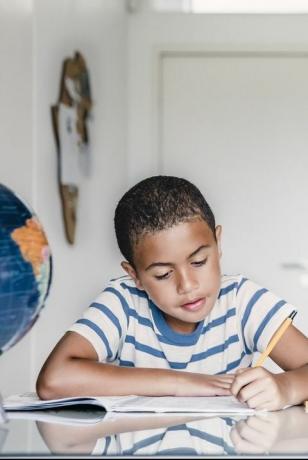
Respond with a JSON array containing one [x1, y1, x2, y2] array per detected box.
[[7, 407, 107, 426], [3, 392, 254, 414]]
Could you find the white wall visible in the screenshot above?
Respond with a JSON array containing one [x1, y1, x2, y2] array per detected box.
[[0, 0, 33, 201], [0, 0, 128, 396], [2, 5, 308, 398], [127, 12, 308, 183], [126, 12, 308, 353], [0, 0, 34, 397]]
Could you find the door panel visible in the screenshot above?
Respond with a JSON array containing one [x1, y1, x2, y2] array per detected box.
[[161, 53, 308, 332]]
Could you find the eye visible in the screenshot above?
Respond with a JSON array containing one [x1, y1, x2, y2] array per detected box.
[[155, 271, 171, 280], [192, 258, 207, 267]]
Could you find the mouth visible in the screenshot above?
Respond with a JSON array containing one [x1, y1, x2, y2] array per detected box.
[[181, 297, 205, 312]]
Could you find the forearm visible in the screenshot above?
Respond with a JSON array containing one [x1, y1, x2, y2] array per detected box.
[[37, 357, 233, 400], [282, 364, 308, 406], [37, 358, 180, 399]]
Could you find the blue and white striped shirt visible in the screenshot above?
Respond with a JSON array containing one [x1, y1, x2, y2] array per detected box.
[[68, 274, 294, 374], [92, 416, 237, 456]]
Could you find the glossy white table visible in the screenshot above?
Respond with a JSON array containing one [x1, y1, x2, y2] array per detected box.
[[1, 405, 308, 457]]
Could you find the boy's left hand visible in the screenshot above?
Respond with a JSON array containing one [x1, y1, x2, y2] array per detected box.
[[231, 367, 290, 411]]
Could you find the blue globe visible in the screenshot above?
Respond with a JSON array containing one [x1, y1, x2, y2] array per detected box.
[[0, 184, 52, 354]]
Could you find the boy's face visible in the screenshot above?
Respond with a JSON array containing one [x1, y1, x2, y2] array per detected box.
[[122, 219, 222, 334]]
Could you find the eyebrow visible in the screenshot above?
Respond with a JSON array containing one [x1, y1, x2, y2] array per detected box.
[[145, 245, 210, 271]]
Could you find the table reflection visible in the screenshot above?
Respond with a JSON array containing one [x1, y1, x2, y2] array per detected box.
[[1, 405, 308, 457]]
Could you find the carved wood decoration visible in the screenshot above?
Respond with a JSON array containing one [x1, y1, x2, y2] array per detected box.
[[51, 51, 92, 244]]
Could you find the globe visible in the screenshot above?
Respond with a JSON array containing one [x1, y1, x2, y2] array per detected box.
[[0, 184, 52, 354]]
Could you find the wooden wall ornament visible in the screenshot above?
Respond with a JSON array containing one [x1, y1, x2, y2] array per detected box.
[[51, 51, 92, 244]]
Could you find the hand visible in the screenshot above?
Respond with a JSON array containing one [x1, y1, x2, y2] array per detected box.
[[176, 372, 234, 397], [231, 367, 290, 411], [230, 412, 282, 454]]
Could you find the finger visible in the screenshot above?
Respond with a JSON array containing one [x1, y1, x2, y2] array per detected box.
[[217, 381, 233, 389], [217, 377, 234, 383], [224, 372, 235, 379], [236, 420, 263, 444], [214, 387, 232, 396], [230, 425, 266, 454], [231, 368, 267, 397], [213, 377, 234, 387], [217, 378, 234, 386], [246, 413, 272, 433], [236, 419, 271, 448], [246, 392, 272, 410], [217, 374, 235, 382], [237, 380, 265, 404]]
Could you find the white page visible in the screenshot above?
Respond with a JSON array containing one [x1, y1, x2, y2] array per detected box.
[[4, 393, 140, 411], [111, 395, 255, 414], [3, 392, 89, 409], [4, 393, 254, 414]]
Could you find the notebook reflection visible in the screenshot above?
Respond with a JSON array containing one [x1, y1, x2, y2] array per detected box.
[[35, 406, 308, 456]]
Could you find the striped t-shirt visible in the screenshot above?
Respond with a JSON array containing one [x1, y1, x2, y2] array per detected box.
[[92, 416, 237, 456], [68, 274, 295, 374]]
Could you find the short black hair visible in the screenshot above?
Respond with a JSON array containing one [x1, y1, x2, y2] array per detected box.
[[114, 175, 216, 265]]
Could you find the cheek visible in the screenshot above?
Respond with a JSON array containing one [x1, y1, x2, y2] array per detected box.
[[201, 258, 221, 292], [143, 280, 174, 306], [210, 262, 222, 293], [209, 254, 221, 275]]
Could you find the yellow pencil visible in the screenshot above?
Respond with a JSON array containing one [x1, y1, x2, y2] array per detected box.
[[254, 310, 297, 368]]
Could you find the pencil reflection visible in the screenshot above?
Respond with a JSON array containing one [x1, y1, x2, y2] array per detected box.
[[35, 406, 308, 456]]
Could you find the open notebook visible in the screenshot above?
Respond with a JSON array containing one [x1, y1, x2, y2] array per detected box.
[[7, 407, 107, 425], [4, 392, 254, 414]]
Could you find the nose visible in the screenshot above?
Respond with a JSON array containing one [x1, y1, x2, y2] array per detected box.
[[176, 269, 199, 296]]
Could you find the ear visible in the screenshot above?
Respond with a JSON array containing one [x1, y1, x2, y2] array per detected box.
[[121, 261, 144, 290], [215, 225, 222, 258]]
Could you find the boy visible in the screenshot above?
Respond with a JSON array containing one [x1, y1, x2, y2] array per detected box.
[[37, 176, 308, 410]]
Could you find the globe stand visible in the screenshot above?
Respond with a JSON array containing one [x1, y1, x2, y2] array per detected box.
[[0, 395, 7, 424]]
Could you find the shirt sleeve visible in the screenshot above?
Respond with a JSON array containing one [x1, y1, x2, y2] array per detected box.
[[235, 276, 296, 354], [67, 281, 129, 362]]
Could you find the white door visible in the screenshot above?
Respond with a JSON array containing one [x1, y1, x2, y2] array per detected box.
[[161, 52, 308, 329]]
